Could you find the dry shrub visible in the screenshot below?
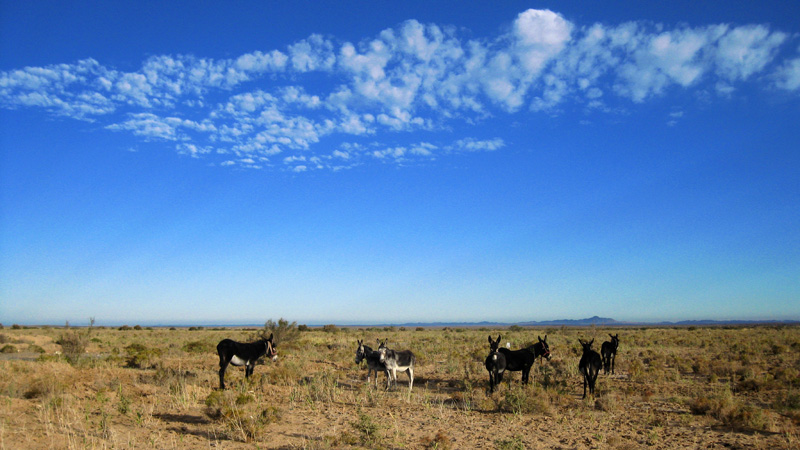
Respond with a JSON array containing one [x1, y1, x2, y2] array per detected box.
[[689, 388, 771, 430], [538, 358, 571, 390], [56, 329, 88, 357], [500, 385, 552, 415], [421, 429, 453, 450], [204, 390, 282, 442], [1, 344, 17, 353], [22, 372, 66, 400], [595, 391, 623, 411], [253, 318, 300, 348], [350, 411, 383, 448], [124, 343, 162, 369], [261, 359, 303, 386], [182, 340, 213, 353]]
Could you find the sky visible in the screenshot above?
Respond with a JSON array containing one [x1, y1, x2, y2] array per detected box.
[[1, 1, 799, 326]]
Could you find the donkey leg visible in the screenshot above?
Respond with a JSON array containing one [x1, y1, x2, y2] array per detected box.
[[407, 368, 414, 391], [582, 374, 587, 398], [219, 363, 228, 390]]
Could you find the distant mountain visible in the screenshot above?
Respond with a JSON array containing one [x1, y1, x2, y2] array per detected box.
[[384, 316, 798, 328], [518, 316, 618, 327]]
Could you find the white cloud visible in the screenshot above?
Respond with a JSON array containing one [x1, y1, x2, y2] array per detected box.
[[774, 49, 800, 91], [715, 25, 786, 81], [1, 9, 798, 171], [454, 138, 505, 152]]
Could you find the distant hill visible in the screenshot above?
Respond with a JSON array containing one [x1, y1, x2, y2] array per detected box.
[[385, 316, 798, 328]]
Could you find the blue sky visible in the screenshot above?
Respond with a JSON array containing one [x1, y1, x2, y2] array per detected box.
[[1, 1, 799, 326]]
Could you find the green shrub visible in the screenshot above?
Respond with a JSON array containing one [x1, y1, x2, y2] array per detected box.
[[182, 340, 213, 353], [351, 412, 382, 447], [253, 318, 300, 347], [0, 344, 17, 353], [421, 429, 453, 450], [56, 330, 88, 357], [124, 343, 162, 369], [27, 344, 46, 353]]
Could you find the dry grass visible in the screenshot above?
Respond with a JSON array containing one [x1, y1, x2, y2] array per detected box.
[[0, 325, 798, 448]]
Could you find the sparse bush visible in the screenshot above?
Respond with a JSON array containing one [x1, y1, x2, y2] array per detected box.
[[421, 429, 453, 449], [322, 324, 338, 333], [253, 318, 300, 347], [118, 325, 132, 331], [27, 344, 45, 353], [1, 344, 17, 353], [351, 412, 382, 447], [182, 340, 213, 353], [124, 343, 162, 369], [689, 388, 771, 430], [56, 329, 88, 358], [504, 386, 552, 415], [204, 390, 281, 442], [495, 435, 525, 450]]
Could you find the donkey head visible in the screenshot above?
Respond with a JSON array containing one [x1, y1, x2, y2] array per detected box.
[[609, 334, 620, 349], [579, 338, 594, 353], [488, 335, 502, 353], [263, 333, 278, 361], [538, 335, 552, 360], [377, 339, 389, 363], [355, 339, 366, 364]]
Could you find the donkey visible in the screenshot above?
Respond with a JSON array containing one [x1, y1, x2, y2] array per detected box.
[[355, 339, 388, 387], [377, 339, 415, 391], [601, 334, 619, 375], [485, 335, 507, 393], [216, 334, 277, 390], [530, 335, 552, 363], [496, 335, 534, 385], [496, 334, 550, 385], [578, 338, 602, 398]]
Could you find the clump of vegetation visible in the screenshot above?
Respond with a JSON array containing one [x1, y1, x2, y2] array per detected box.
[[322, 324, 338, 333], [56, 317, 94, 362], [495, 435, 525, 450], [124, 343, 162, 369], [689, 388, 771, 430], [500, 385, 552, 415], [350, 411, 383, 447], [182, 340, 213, 353], [204, 390, 281, 442], [1, 344, 17, 353], [421, 429, 453, 449], [27, 344, 45, 353], [253, 318, 300, 348]]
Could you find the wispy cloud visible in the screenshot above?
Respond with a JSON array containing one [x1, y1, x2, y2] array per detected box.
[[1, 9, 797, 171]]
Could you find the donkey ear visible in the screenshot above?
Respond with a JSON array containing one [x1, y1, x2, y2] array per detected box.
[[496, 335, 502, 343], [589, 339, 594, 346], [268, 333, 273, 341], [488, 335, 493, 343]]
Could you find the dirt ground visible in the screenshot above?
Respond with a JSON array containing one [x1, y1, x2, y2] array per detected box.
[[1, 326, 798, 449]]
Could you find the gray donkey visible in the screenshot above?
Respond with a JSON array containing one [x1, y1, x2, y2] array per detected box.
[[377, 339, 415, 391]]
